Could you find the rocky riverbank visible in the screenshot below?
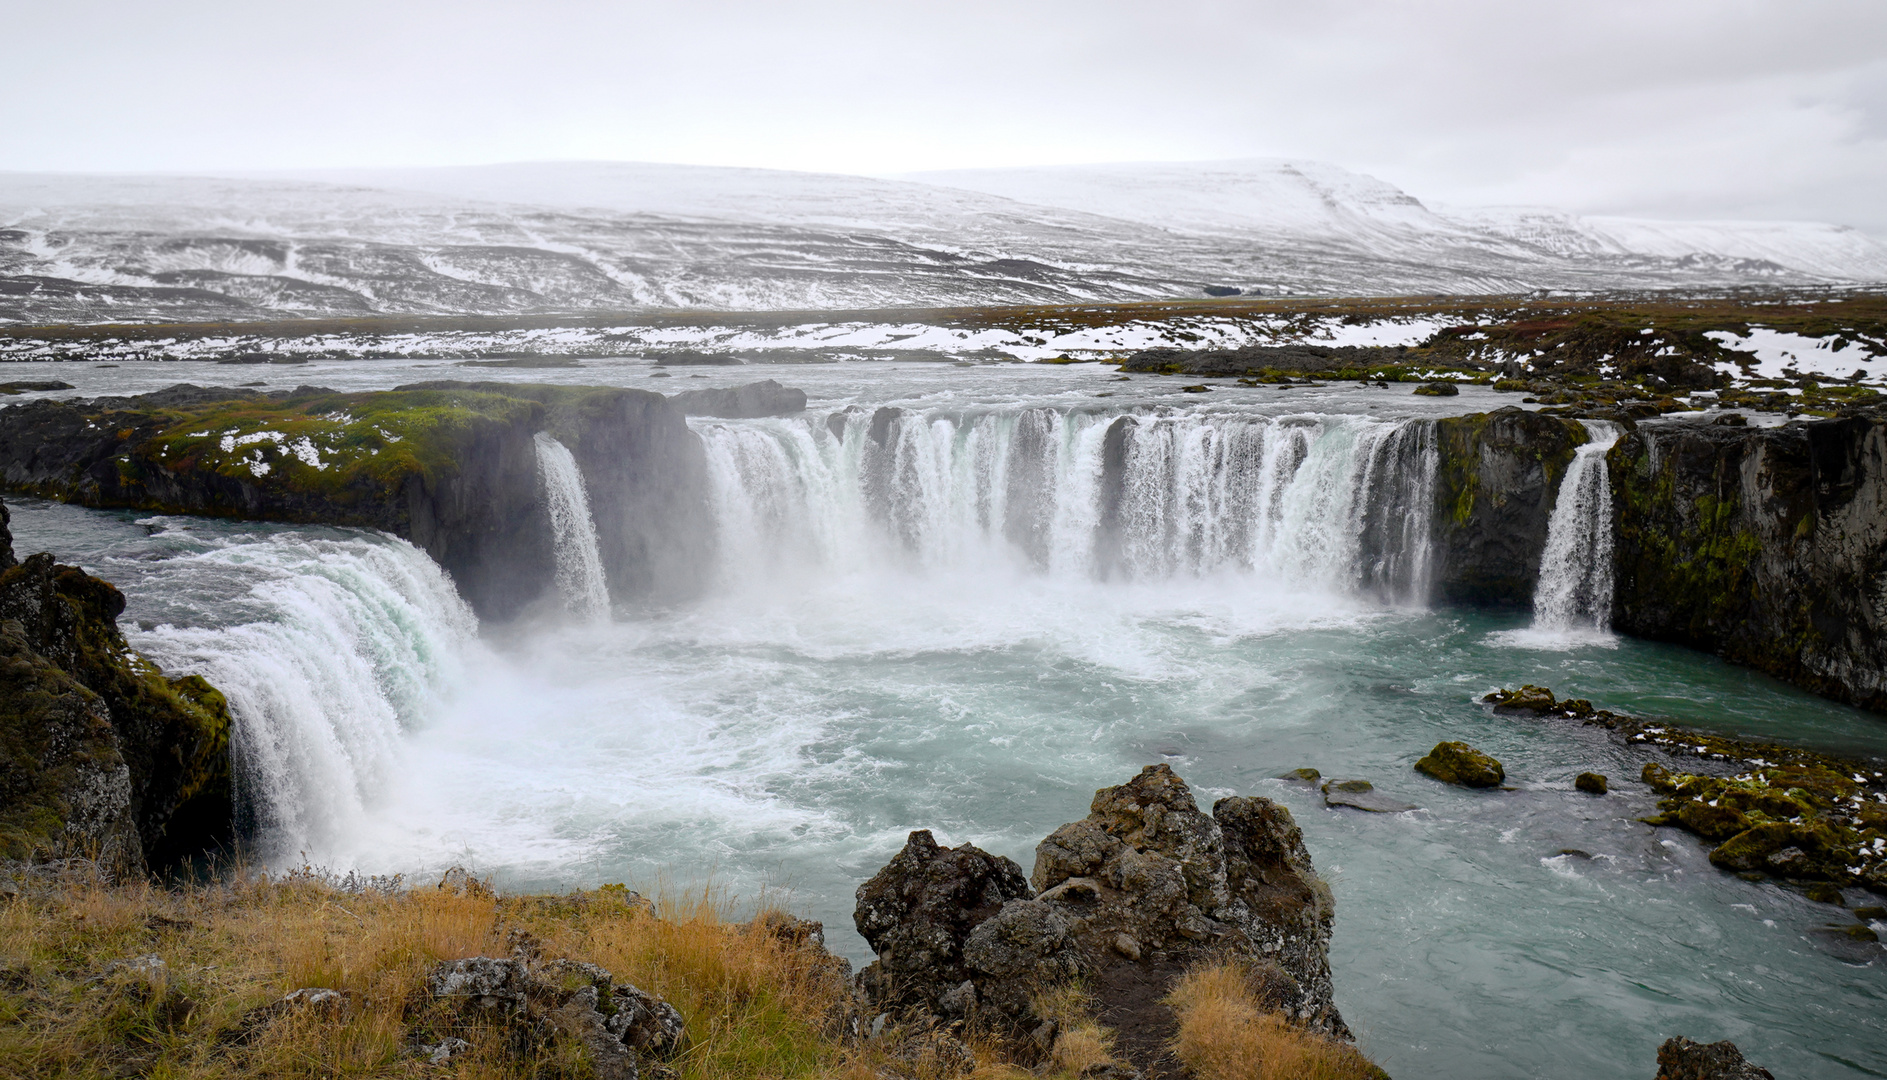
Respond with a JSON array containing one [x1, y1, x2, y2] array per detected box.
[[0, 498, 233, 875]]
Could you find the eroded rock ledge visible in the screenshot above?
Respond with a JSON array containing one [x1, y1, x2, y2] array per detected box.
[[853, 765, 1347, 1076]]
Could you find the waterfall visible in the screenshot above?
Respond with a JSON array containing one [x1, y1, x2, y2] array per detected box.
[[126, 527, 480, 857], [1531, 420, 1622, 631], [533, 432, 611, 619], [696, 407, 1438, 601]]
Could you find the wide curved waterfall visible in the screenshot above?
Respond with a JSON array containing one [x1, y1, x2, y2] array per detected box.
[[1532, 420, 1622, 631], [533, 432, 611, 619], [698, 407, 1438, 602]]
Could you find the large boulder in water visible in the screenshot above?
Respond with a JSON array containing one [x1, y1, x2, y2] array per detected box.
[[1414, 741, 1505, 788]]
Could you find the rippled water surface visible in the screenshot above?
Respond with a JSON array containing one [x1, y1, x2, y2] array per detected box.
[[6, 358, 1884, 1078]]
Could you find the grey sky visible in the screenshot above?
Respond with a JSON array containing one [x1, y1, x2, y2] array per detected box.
[[7, 0, 1885, 231]]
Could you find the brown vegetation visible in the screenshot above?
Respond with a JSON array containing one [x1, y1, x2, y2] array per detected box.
[[1165, 964, 1385, 1080]]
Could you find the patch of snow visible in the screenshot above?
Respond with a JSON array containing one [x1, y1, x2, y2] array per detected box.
[[1705, 328, 1876, 381]]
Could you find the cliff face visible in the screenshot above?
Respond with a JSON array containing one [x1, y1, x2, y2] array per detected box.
[[0, 382, 711, 620], [0, 499, 233, 873], [1612, 415, 1887, 711], [1429, 407, 1587, 606]]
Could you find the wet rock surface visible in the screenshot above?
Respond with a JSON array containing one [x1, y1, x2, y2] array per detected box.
[[1654, 1036, 1774, 1080], [1414, 741, 1505, 788], [1612, 414, 1887, 712], [1321, 779, 1419, 813], [854, 765, 1350, 1077], [1487, 685, 1887, 894], [1429, 408, 1588, 608]]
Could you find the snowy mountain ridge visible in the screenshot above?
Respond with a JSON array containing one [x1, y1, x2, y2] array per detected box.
[[1, 159, 1881, 324]]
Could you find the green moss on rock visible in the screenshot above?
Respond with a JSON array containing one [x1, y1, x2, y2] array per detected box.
[[1414, 741, 1505, 788]]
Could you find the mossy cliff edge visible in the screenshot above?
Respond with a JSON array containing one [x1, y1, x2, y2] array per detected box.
[[0, 382, 712, 619], [0, 499, 233, 875], [1428, 407, 1586, 606], [1612, 415, 1887, 712]]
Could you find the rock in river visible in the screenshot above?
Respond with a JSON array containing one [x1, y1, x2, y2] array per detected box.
[[1414, 741, 1506, 788]]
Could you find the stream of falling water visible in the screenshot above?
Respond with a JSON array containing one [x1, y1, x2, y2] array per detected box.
[[1531, 420, 1623, 634], [533, 432, 611, 619]]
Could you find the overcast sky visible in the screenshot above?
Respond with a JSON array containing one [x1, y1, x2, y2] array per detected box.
[[7, 0, 1885, 232]]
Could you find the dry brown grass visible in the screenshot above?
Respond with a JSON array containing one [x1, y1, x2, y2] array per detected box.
[[0, 867, 857, 1080], [1166, 963, 1385, 1080]]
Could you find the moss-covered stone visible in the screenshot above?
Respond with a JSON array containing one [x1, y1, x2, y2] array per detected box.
[[1574, 772, 1608, 795], [1414, 741, 1505, 788], [1428, 409, 1586, 607], [1486, 685, 1887, 892]]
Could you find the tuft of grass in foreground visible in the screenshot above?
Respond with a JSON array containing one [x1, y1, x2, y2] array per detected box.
[[0, 866, 859, 1080], [1166, 963, 1386, 1080]]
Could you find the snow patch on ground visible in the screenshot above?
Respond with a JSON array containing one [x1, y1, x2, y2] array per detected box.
[[1704, 328, 1883, 381]]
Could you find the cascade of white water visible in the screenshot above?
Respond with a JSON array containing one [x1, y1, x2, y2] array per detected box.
[[1531, 420, 1623, 631], [533, 432, 611, 619], [127, 528, 479, 856], [696, 407, 1438, 600]]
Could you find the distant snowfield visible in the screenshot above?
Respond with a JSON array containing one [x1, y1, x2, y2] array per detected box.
[[0, 312, 1452, 364], [2, 159, 1885, 325], [1705, 328, 1887, 381]]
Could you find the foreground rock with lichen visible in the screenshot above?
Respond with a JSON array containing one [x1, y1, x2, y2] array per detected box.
[[854, 765, 1352, 1077]]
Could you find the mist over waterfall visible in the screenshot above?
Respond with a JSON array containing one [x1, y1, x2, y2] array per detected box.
[[1531, 420, 1622, 631], [698, 407, 1437, 600], [533, 432, 611, 619]]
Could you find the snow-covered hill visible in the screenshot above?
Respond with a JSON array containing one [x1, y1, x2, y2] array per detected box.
[[1, 159, 1881, 324]]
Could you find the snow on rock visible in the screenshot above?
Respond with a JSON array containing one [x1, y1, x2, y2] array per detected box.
[[1705, 328, 1884, 381]]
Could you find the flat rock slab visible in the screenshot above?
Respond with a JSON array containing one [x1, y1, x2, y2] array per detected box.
[[1321, 779, 1419, 813]]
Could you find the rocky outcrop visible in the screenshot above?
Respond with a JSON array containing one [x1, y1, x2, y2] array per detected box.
[[1120, 344, 1426, 377], [417, 954, 685, 1080], [1611, 414, 1887, 712], [1655, 1037, 1774, 1080], [1413, 741, 1505, 788], [1429, 407, 1588, 606], [0, 499, 232, 873], [668, 379, 807, 419], [853, 766, 1348, 1074], [0, 382, 711, 620]]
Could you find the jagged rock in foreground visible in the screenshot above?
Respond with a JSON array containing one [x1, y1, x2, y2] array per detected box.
[[1655, 1037, 1774, 1080], [0, 498, 232, 873], [420, 953, 685, 1080], [854, 765, 1347, 1075], [0, 381, 712, 619], [1612, 413, 1887, 712]]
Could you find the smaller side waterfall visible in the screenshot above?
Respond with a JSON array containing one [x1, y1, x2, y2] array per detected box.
[[1532, 420, 1622, 631], [533, 432, 611, 619]]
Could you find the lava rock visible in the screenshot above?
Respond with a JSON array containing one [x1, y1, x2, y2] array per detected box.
[[853, 829, 1033, 1015], [1655, 1036, 1775, 1080], [1414, 741, 1505, 788], [1575, 772, 1608, 794]]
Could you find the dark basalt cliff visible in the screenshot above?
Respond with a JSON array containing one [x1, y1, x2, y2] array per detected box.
[[1611, 414, 1887, 712], [0, 382, 712, 620], [1429, 407, 1587, 606], [0, 499, 233, 874]]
